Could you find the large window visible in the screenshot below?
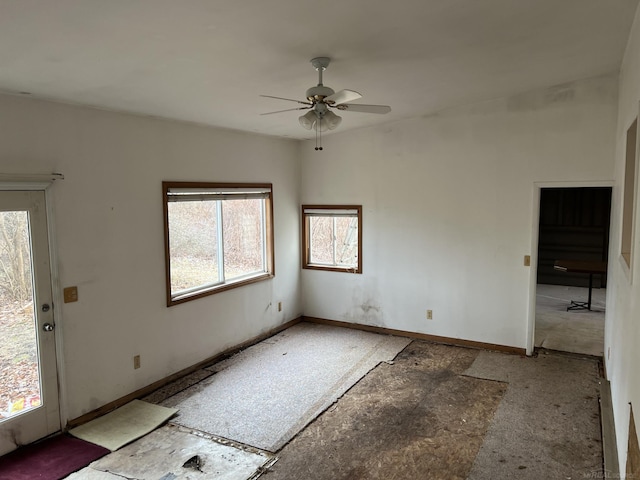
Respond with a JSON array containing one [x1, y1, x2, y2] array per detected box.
[[302, 205, 362, 273], [163, 182, 274, 306]]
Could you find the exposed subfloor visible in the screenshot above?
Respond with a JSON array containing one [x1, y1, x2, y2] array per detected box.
[[70, 324, 603, 479], [263, 341, 507, 480], [535, 283, 605, 357]]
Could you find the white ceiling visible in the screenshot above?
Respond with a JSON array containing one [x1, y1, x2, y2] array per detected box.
[[0, 0, 637, 140]]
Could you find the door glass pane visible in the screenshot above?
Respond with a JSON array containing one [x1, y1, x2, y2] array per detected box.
[[0, 211, 41, 422]]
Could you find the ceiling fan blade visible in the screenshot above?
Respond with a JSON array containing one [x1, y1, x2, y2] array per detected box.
[[324, 89, 362, 105], [260, 106, 312, 115], [335, 103, 391, 114], [260, 95, 311, 106]]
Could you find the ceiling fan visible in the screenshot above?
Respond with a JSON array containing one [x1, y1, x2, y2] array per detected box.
[[260, 57, 391, 150]]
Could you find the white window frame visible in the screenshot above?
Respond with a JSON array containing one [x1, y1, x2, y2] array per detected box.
[[163, 182, 274, 306]]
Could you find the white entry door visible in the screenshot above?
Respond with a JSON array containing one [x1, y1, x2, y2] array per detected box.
[[0, 190, 60, 456]]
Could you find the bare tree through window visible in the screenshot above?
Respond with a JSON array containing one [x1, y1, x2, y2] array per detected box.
[[163, 183, 274, 306], [0, 211, 41, 420], [302, 205, 362, 274]]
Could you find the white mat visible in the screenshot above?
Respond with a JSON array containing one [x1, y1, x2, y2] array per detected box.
[[162, 323, 411, 452], [69, 400, 177, 451]]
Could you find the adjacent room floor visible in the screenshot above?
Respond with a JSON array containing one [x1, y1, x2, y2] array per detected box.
[[68, 322, 604, 480], [535, 283, 606, 357]]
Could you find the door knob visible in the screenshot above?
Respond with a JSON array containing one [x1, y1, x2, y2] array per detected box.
[[43, 323, 55, 332], [42, 303, 50, 312]]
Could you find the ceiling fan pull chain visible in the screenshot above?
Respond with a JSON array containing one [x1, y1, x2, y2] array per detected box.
[[315, 121, 323, 151]]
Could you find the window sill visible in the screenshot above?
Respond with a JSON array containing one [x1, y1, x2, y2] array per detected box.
[[168, 272, 274, 306], [303, 264, 361, 274]]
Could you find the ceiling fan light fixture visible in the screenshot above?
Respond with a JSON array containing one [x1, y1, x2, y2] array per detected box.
[[324, 110, 342, 130], [316, 118, 329, 132], [299, 110, 316, 130]]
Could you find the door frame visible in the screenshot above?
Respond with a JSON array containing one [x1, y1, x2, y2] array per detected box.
[[526, 180, 614, 355], [0, 178, 68, 432]]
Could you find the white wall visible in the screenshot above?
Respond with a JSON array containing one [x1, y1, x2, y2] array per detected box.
[[0, 94, 302, 421], [605, 3, 640, 473], [0, 63, 626, 442], [301, 74, 618, 350]]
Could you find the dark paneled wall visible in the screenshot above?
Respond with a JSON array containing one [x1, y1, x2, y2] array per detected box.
[[537, 187, 611, 287]]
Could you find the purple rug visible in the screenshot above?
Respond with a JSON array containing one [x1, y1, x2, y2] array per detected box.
[[0, 434, 109, 480]]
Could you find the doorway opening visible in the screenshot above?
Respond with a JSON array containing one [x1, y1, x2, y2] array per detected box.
[[534, 186, 612, 357]]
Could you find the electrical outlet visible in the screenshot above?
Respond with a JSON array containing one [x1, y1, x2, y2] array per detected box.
[[426, 310, 433, 320], [278, 302, 282, 312], [134, 355, 141, 370]]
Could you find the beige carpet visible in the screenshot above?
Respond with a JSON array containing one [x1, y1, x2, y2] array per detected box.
[[161, 322, 411, 452]]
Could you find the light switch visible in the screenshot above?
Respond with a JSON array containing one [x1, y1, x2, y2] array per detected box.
[[524, 255, 531, 267], [63, 286, 78, 303]]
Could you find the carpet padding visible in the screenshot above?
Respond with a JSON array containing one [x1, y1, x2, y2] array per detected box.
[[69, 400, 177, 451], [464, 350, 602, 479]]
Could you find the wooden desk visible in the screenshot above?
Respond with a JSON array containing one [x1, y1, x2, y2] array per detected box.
[[553, 259, 607, 311]]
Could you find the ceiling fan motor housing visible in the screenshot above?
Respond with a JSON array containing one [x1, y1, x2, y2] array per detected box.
[[306, 85, 335, 103]]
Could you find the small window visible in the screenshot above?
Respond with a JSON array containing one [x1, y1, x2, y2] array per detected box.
[[163, 182, 274, 306], [622, 118, 638, 269], [302, 205, 362, 273]]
